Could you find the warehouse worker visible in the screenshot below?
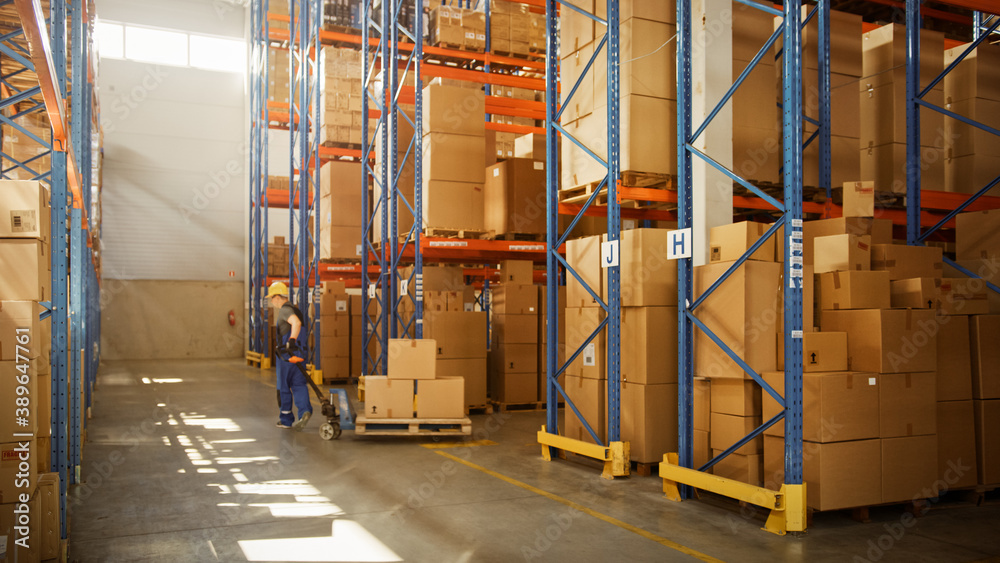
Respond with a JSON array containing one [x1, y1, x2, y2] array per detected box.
[[267, 282, 313, 430]]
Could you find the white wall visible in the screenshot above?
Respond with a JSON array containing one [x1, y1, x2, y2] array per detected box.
[[97, 0, 248, 282]]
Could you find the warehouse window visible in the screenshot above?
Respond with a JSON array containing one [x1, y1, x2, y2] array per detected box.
[[95, 20, 245, 74]]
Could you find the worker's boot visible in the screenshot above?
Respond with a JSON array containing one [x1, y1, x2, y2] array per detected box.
[[293, 411, 312, 431]]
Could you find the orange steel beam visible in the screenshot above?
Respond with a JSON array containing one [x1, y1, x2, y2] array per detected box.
[[860, 0, 976, 24], [263, 189, 314, 209]]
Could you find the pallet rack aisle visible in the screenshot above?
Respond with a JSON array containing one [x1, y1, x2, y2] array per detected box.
[[1, 0, 102, 545]]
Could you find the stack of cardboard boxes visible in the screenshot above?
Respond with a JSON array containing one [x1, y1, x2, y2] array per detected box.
[[733, 6, 780, 185], [562, 229, 680, 464], [859, 23, 945, 193], [268, 46, 291, 105], [487, 0, 543, 56], [268, 236, 289, 277], [490, 86, 540, 160], [0, 180, 56, 561], [349, 294, 376, 378], [484, 157, 546, 237], [559, 0, 676, 190], [319, 160, 363, 261], [421, 265, 489, 410], [364, 338, 466, 420], [320, 46, 369, 146], [944, 42, 1000, 195], [318, 282, 351, 381], [429, 6, 485, 51], [2, 114, 53, 181], [490, 261, 541, 404], [423, 81, 487, 233]]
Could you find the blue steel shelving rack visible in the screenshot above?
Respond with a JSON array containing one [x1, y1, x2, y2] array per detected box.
[[1, 0, 101, 539], [537, 0, 630, 480], [247, 0, 271, 369], [360, 0, 425, 376], [905, 2, 1000, 289], [289, 0, 324, 374], [659, 0, 808, 535]]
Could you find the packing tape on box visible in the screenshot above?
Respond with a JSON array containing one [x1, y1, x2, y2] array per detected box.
[[905, 309, 912, 330], [906, 422, 913, 436], [846, 374, 854, 389], [833, 271, 842, 290]]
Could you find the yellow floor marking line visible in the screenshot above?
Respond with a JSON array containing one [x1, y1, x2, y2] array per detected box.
[[420, 440, 498, 450], [433, 450, 724, 563]]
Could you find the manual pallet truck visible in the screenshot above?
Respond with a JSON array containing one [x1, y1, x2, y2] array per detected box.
[[276, 345, 356, 440]]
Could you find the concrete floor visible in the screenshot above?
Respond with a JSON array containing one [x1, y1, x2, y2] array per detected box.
[[68, 359, 1000, 563]]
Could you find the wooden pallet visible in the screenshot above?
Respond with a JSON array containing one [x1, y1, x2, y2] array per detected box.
[[423, 227, 495, 240], [466, 404, 494, 415], [558, 181, 603, 205], [491, 401, 563, 413], [322, 377, 352, 385], [354, 416, 472, 436], [321, 140, 363, 151], [492, 48, 539, 61], [620, 170, 673, 189], [488, 231, 546, 242], [434, 41, 485, 54]]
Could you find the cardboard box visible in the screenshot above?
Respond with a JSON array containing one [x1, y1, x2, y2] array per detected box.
[[514, 133, 546, 160], [0, 439, 35, 503], [566, 235, 602, 307], [694, 429, 711, 469], [710, 379, 761, 417], [709, 221, 775, 263], [364, 376, 414, 419], [936, 316, 973, 401], [490, 343, 537, 375], [843, 181, 875, 218], [420, 266, 465, 292], [799, 438, 883, 511], [423, 312, 487, 359], [423, 180, 485, 232], [934, 278, 991, 316], [0, 240, 50, 301], [621, 382, 678, 463], [818, 271, 891, 310], [813, 234, 871, 274], [803, 217, 893, 265], [0, 180, 50, 241], [861, 142, 945, 195], [387, 339, 437, 380], [493, 314, 538, 345], [499, 260, 533, 285], [803, 332, 848, 373], [594, 0, 675, 24], [422, 132, 486, 183], [890, 278, 936, 310], [943, 97, 1000, 158], [564, 307, 604, 380], [945, 153, 1000, 196], [973, 399, 1000, 485], [694, 377, 711, 432], [711, 412, 763, 455], [423, 83, 485, 137], [880, 372, 937, 438], [436, 358, 487, 407], [859, 79, 945, 149], [970, 315, 1000, 399], [491, 284, 539, 316], [694, 261, 781, 378], [937, 401, 979, 490], [416, 377, 465, 418], [863, 24, 944, 87], [763, 371, 880, 442], [882, 435, 938, 503], [944, 42, 1000, 104], [820, 309, 937, 373], [563, 374, 606, 445], [621, 306, 678, 385], [956, 209, 1000, 261], [870, 244, 943, 281], [0, 359, 36, 441], [712, 451, 763, 486], [593, 18, 677, 104], [0, 300, 43, 361], [493, 371, 537, 404], [608, 228, 679, 307], [484, 158, 546, 235]]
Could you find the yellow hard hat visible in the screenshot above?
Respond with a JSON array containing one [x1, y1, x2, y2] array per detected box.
[[266, 281, 289, 299]]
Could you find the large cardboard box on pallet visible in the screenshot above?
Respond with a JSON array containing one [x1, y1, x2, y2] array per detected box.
[[937, 400, 979, 490], [765, 436, 882, 510], [423, 83, 485, 136], [364, 377, 414, 419], [937, 315, 973, 401], [566, 235, 602, 308], [0, 240, 50, 301], [621, 307, 678, 385], [491, 284, 539, 316], [387, 339, 437, 380], [710, 380, 761, 417], [882, 435, 938, 503], [713, 451, 763, 487], [484, 158, 546, 236], [820, 309, 937, 373], [944, 42, 1000, 105], [711, 412, 763, 455], [605, 228, 679, 307], [973, 399, 1000, 485], [422, 133, 486, 184], [0, 180, 50, 241], [970, 315, 1000, 400], [622, 382, 678, 464], [592, 18, 677, 104], [493, 314, 538, 345], [424, 180, 486, 233], [416, 377, 465, 419], [763, 371, 879, 442], [491, 371, 537, 404], [423, 312, 487, 359], [564, 307, 604, 380], [694, 261, 781, 379], [879, 372, 936, 438]]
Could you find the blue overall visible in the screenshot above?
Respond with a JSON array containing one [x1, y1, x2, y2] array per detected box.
[[277, 330, 313, 426]]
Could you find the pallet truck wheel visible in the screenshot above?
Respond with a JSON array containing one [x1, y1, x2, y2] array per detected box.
[[320, 422, 340, 441]]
